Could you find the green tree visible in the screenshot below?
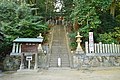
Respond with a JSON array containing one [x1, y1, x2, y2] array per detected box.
[[62, 0, 73, 20], [0, 1, 48, 39], [0, 1, 48, 62], [68, 0, 113, 42], [0, 30, 3, 42]]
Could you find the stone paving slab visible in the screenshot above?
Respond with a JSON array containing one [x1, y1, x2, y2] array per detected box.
[[0, 67, 120, 80]]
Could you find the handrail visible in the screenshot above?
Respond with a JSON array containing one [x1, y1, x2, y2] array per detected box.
[[64, 25, 73, 68], [46, 26, 54, 68]]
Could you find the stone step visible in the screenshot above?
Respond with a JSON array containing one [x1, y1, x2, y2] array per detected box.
[[49, 63, 69, 66], [49, 26, 70, 67], [50, 58, 69, 60], [50, 61, 69, 63], [49, 67, 71, 70], [50, 58, 69, 61]]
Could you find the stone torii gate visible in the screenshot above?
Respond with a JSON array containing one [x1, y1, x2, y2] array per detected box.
[[10, 34, 43, 70]]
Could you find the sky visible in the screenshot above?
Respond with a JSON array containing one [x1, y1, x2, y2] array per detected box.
[[54, 0, 63, 12]]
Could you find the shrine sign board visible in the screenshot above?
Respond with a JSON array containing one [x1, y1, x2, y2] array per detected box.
[[26, 56, 32, 61], [89, 32, 94, 53], [21, 43, 39, 53]]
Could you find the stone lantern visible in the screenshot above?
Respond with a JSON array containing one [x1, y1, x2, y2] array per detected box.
[[75, 32, 84, 54]]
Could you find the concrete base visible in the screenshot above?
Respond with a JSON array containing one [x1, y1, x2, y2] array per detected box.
[[17, 69, 39, 73], [49, 67, 71, 70]]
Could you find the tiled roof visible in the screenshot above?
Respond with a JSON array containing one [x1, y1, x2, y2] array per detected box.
[[13, 38, 43, 43]]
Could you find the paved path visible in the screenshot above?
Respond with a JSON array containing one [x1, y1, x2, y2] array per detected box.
[[0, 67, 120, 80]]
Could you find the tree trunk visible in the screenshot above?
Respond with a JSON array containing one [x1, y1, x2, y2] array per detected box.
[[73, 18, 79, 31], [110, 0, 116, 18]]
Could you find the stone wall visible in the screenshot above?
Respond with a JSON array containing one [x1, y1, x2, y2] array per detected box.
[[3, 55, 20, 71], [72, 54, 120, 69], [38, 52, 47, 69]]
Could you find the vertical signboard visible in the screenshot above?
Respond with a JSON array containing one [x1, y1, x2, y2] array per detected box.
[[89, 32, 94, 53]]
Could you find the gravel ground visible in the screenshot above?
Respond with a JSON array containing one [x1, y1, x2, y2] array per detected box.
[[0, 67, 120, 80]]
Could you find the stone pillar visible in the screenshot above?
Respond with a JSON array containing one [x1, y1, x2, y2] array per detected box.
[[19, 53, 24, 70], [75, 32, 84, 54], [16, 43, 19, 53], [34, 53, 38, 70], [117, 45, 119, 53], [109, 44, 111, 53], [19, 44, 22, 53], [102, 44, 105, 53], [97, 44, 100, 53], [62, 20, 64, 25], [73, 56, 79, 68], [55, 20, 57, 25], [12, 43, 16, 53], [99, 42, 102, 53], [94, 43, 97, 53], [114, 44, 117, 53], [118, 45, 120, 53], [85, 41, 88, 53], [36, 43, 43, 69], [105, 44, 108, 53]]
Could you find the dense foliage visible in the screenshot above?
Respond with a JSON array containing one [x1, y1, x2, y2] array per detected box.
[[65, 0, 120, 45], [0, 1, 48, 62], [0, 0, 120, 61]]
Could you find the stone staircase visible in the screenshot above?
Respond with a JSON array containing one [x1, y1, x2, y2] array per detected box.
[[49, 26, 70, 67]]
